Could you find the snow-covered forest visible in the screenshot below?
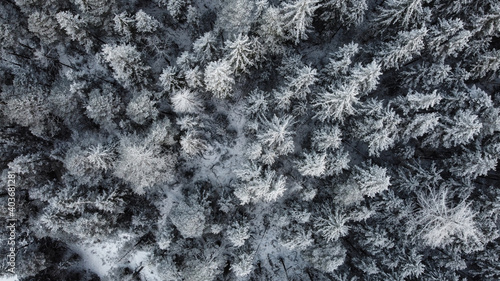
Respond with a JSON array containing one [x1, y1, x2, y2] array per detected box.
[[1, 0, 500, 280]]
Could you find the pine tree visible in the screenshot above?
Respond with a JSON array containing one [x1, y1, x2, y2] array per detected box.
[[56, 11, 93, 49], [355, 100, 401, 156], [169, 199, 205, 238], [226, 222, 250, 247], [184, 66, 204, 89], [449, 149, 498, 179], [171, 88, 203, 113], [449, 85, 493, 113], [186, 5, 200, 27], [113, 140, 176, 194], [146, 118, 177, 147], [245, 89, 270, 116], [167, 0, 189, 20], [152, 0, 168, 6], [135, 10, 160, 33], [326, 148, 350, 175], [353, 164, 391, 198], [231, 252, 254, 278], [321, 0, 368, 27], [312, 126, 342, 151], [286, 65, 318, 99], [225, 34, 254, 73], [64, 141, 116, 186], [3, 90, 58, 138], [178, 52, 197, 69], [176, 115, 202, 131], [313, 83, 359, 122], [113, 12, 134, 40], [180, 130, 208, 157], [350, 61, 382, 94], [471, 49, 500, 79], [177, 50, 196, 70], [101, 44, 150, 86], [324, 42, 359, 78], [379, 27, 427, 69], [442, 109, 482, 148], [336, 163, 391, 205], [126, 91, 159, 124], [315, 206, 350, 242], [193, 32, 218, 63], [428, 18, 471, 58], [416, 188, 483, 249], [402, 113, 440, 141], [375, 0, 430, 30], [204, 59, 235, 98], [85, 88, 121, 131], [0, 23, 17, 51], [304, 242, 346, 273], [48, 83, 82, 126], [401, 63, 452, 90], [234, 163, 287, 204], [27, 12, 60, 44], [273, 88, 294, 111], [400, 90, 442, 114], [282, 0, 321, 44], [216, 0, 258, 37], [257, 6, 287, 54], [182, 257, 220, 281], [473, 3, 500, 37], [73, 0, 114, 23], [281, 226, 314, 251], [296, 151, 328, 177], [481, 107, 500, 136], [257, 114, 295, 155], [159, 66, 182, 92]]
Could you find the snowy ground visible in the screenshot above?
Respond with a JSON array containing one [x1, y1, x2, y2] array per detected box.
[[69, 232, 161, 280]]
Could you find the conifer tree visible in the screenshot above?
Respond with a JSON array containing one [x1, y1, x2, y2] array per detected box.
[[171, 88, 204, 114], [2, 0, 500, 279], [113, 140, 176, 194], [313, 83, 359, 122], [28, 12, 60, 44], [193, 32, 218, 63], [416, 188, 483, 249], [204, 59, 235, 98], [225, 34, 254, 73], [379, 27, 427, 69], [135, 10, 160, 33], [443, 110, 482, 148], [170, 198, 206, 238], [282, 0, 321, 44], [56, 11, 93, 49], [101, 44, 150, 86], [126, 91, 159, 124], [321, 0, 368, 27], [375, 0, 430, 30]]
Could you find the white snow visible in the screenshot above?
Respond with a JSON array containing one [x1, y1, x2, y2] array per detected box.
[[69, 232, 134, 278]]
